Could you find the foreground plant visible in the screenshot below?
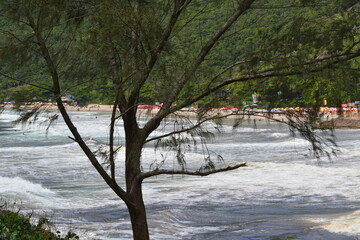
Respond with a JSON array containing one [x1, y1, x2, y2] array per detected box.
[[0, 208, 79, 240]]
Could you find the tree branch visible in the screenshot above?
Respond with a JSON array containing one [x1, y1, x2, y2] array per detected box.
[[106, 35, 128, 114], [0, 30, 28, 44], [169, 1, 209, 40], [26, 11, 134, 207], [143, 0, 255, 135], [334, 67, 360, 71], [144, 110, 247, 143], [161, 0, 255, 111], [109, 94, 119, 181], [0, 72, 54, 92], [167, 48, 360, 114], [250, 4, 327, 9], [127, 0, 191, 107], [148, 0, 191, 70], [0, 13, 30, 26], [140, 162, 247, 179]]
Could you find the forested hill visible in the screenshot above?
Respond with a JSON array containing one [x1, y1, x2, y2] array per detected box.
[[1, 0, 359, 108]]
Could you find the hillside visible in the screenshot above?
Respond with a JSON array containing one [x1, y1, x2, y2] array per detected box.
[[1, 0, 359, 108]]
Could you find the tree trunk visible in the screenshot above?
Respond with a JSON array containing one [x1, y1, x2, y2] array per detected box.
[[125, 146, 150, 240], [125, 153, 150, 240], [123, 114, 150, 240], [127, 185, 150, 240]]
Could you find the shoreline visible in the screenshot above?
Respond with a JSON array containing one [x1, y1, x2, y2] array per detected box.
[[3, 104, 360, 129]]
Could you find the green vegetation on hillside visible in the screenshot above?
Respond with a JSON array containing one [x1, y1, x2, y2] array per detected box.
[[1, 0, 359, 107]]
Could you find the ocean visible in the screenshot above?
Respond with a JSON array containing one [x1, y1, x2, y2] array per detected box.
[[0, 110, 359, 240]]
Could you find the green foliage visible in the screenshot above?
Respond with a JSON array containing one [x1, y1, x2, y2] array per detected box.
[[0, 210, 79, 240], [7, 85, 38, 104], [1, 0, 359, 107]]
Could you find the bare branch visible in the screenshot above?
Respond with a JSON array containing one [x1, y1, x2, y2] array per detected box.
[[205, 59, 249, 89], [140, 162, 247, 179]]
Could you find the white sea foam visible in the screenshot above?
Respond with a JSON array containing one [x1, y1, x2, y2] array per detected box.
[[268, 132, 289, 138], [0, 111, 19, 122], [206, 138, 310, 155], [312, 210, 360, 235], [142, 161, 360, 205], [0, 176, 59, 208], [0, 176, 53, 195], [1, 111, 359, 239], [0, 142, 78, 152]]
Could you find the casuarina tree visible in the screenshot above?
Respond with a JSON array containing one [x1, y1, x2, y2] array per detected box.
[[1, 0, 359, 239]]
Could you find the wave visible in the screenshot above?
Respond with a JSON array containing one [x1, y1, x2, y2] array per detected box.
[[313, 210, 360, 236], [0, 111, 19, 122], [142, 161, 360, 206], [0, 176, 59, 208], [0, 141, 79, 152], [0, 176, 54, 195]]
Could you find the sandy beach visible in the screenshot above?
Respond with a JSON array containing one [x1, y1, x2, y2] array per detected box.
[[66, 104, 360, 129], [3, 103, 360, 128]]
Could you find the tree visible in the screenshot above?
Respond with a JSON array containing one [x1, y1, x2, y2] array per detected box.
[[1, 1, 359, 239]]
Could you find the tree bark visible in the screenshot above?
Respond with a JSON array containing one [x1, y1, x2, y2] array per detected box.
[[123, 109, 150, 239], [125, 147, 150, 240], [127, 182, 150, 240]]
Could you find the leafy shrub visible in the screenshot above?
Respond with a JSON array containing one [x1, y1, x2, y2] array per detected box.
[[0, 209, 79, 240]]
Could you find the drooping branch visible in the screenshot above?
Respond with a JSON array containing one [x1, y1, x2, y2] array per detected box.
[[258, 112, 339, 158], [145, 119, 206, 144], [26, 10, 134, 207], [140, 162, 247, 180], [167, 48, 360, 114], [144, 110, 248, 143], [208, 46, 360, 87]]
